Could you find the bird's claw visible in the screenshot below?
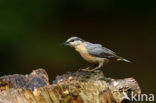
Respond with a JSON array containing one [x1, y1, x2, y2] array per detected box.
[[81, 67, 91, 71], [81, 67, 101, 72]]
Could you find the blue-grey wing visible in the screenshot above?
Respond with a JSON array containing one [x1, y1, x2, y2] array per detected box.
[[84, 42, 102, 50], [86, 43, 118, 58]]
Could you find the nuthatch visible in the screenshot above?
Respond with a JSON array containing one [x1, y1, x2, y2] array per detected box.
[[63, 37, 131, 71]]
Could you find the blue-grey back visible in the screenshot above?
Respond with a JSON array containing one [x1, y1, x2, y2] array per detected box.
[[84, 42, 118, 58]]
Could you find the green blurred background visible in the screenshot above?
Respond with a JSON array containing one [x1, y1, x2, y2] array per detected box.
[[0, 0, 156, 96]]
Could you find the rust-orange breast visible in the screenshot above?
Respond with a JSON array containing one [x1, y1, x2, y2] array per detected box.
[[75, 44, 98, 63]]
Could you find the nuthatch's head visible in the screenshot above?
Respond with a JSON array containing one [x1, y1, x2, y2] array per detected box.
[[63, 37, 84, 47]]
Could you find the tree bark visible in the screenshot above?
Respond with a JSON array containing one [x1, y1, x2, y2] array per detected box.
[[0, 69, 141, 103]]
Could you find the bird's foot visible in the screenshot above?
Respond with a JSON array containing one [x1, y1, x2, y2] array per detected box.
[[81, 67, 101, 72], [79, 64, 101, 72], [81, 67, 91, 72], [89, 67, 100, 72]]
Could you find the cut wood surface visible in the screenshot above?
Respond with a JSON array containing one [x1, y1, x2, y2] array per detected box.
[[0, 69, 141, 103]]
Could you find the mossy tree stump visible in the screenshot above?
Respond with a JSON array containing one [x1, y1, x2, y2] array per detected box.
[[0, 69, 141, 103]]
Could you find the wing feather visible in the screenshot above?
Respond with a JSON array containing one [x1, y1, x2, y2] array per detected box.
[[85, 42, 118, 59]]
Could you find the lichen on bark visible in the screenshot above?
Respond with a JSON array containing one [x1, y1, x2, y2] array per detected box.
[[0, 69, 141, 103]]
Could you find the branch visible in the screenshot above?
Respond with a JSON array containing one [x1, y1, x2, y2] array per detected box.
[[0, 69, 141, 103]]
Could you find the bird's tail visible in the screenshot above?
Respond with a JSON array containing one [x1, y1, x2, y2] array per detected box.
[[117, 57, 132, 63]]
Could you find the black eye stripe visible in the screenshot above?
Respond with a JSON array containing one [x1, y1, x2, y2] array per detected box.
[[69, 38, 81, 42], [67, 37, 85, 43]]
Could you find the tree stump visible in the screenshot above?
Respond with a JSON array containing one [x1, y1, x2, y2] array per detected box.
[[0, 69, 141, 103]]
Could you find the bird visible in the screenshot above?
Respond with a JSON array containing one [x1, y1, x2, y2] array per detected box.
[[63, 36, 131, 71]]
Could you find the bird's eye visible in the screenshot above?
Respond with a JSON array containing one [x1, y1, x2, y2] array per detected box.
[[70, 40, 75, 42]]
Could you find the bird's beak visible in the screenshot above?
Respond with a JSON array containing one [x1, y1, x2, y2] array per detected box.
[[62, 42, 69, 46]]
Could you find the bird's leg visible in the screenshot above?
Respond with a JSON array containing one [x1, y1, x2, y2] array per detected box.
[[81, 64, 98, 71], [81, 64, 97, 71], [90, 62, 104, 71], [89, 64, 98, 69]]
